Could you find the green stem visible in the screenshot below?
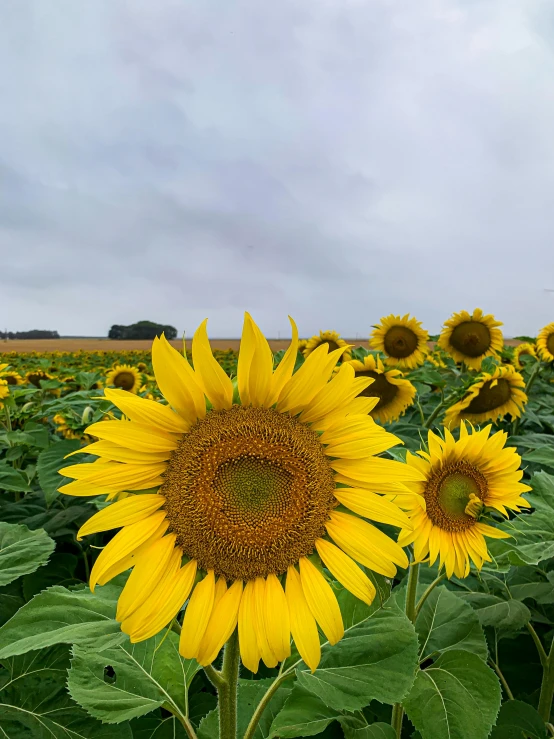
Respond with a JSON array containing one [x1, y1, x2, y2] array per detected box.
[[538, 642, 554, 724], [218, 629, 240, 739], [203, 663, 225, 690], [488, 658, 514, 700], [424, 392, 458, 429], [414, 572, 445, 619], [391, 562, 420, 737], [528, 623, 548, 667], [243, 671, 296, 739], [3, 402, 12, 432], [512, 361, 542, 435], [176, 715, 199, 739]]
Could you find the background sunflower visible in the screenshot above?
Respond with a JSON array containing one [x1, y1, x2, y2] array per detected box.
[[369, 314, 429, 370], [438, 308, 503, 370]]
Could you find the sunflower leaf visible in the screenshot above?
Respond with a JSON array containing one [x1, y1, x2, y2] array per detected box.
[[294, 599, 419, 712], [403, 650, 501, 739], [489, 700, 547, 738], [458, 593, 531, 632], [0, 522, 55, 587], [36, 438, 82, 504], [267, 684, 340, 738]]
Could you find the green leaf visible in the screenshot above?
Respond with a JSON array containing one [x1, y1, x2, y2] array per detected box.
[[490, 700, 547, 738], [22, 551, 80, 601], [67, 631, 199, 724], [415, 586, 488, 661], [36, 439, 82, 504], [460, 594, 531, 632], [0, 463, 32, 493], [339, 717, 397, 738], [0, 583, 126, 658], [295, 600, 419, 712], [403, 651, 501, 739], [129, 713, 188, 738], [0, 522, 55, 586], [268, 684, 339, 739], [522, 447, 554, 468], [0, 645, 132, 738]]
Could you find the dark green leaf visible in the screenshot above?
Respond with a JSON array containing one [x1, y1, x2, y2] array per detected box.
[[0, 522, 55, 586], [460, 594, 531, 632], [0, 463, 32, 493], [339, 717, 396, 738], [490, 700, 547, 738], [268, 684, 339, 739], [37, 439, 82, 504]]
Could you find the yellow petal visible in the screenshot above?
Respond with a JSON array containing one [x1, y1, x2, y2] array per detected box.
[[103, 388, 190, 433], [333, 488, 411, 529], [299, 366, 371, 424], [180, 570, 216, 659], [238, 580, 260, 673], [264, 573, 291, 662], [238, 313, 273, 407], [116, 533, 176, 622], [152, 334, 206, 425], [127, 558, 197, 643], [266, 317, 299, 406], [285, 566, 320, 672], [71, 440, 171, 465], [61, 461, 166, 492], [253, 577, 278, 668], [192, 320, 233, 410], [299, 557, 344, 645], [331, 457, 426, 490], [77, 494, 165, 540], [315, 538, 375, 606], [475, 523, 511, 539], [89, 511, 168, 591], [197, 580, 243, 666], [84, 421, 179, 453]]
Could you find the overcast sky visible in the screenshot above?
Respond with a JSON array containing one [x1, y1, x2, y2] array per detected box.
[[1, 0, 554, 338]]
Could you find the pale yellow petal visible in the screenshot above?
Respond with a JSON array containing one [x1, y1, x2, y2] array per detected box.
[[197, 580, 243, 666], [192, 320, 233, 410], [103, 387, 190, 433], [253, 577, 278, 668], [77, 494, 165, 540], [315, 538, 375, 606], [84, 421, 178, 453], [285, 566, 321, 672], [266, 317, 299, 406], [71, 440, 171, 465], [152, 334, 206, 424], [333, 488, 411, 529], [238, 313, 273, 407], [299, 557, 344, 645], [238, 580, 260, 673], [180, 570, 216, 659], [264, 573, 291, 662]]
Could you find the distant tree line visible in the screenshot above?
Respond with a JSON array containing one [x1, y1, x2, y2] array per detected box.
[[0, 330, 60, 339], [108, 321, 178, 340]]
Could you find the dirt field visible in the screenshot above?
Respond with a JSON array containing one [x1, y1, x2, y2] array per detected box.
[[0, 337, 522, 353]]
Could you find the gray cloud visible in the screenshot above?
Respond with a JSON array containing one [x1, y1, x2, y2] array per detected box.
[[1, 0, 554, 338]]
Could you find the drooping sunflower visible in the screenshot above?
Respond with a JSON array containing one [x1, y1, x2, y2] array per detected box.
[[537, 322, 554, 362], [25, 370, 53, 388], [443, 365, 527, 428], [438, 308, 503, 370], [397, 423, 531, 578], [0, 368, 23, 386], [303, 331, 352, 362], [342, 355, 416, 424], [369, 314, 428, 370], [513, 343, 537, 369], [60, 315, 423, 673], [106, 364, 142, 394]]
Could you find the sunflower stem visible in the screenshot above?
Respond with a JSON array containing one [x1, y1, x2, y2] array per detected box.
[[538, 641, 554, 724], [391, 561, 420, 737], [414, 572, 445, 619], [243, 670, 296, 739], [424, 392, 458, 429], [511, 361, 542, 436], [218, 629, 240, 739], [488, 658, 514, 700]]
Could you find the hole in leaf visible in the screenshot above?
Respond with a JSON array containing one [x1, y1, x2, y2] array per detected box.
[[103, 665, 116, 683]]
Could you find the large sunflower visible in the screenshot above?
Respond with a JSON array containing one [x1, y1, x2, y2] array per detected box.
[[60, 315, 423, 673], [342, 355, 416, 424], [513, 342, 537, 369], [438, 308, 503, 370], [397, 424, 531, 578], [537, 322, 554, 362], [369, 314, 428, 370], [303, 331, 351, 362], [106, 364, 142, 394], [443, 365, 527, 428]]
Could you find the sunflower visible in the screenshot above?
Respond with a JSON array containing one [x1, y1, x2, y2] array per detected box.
[[297, 339, 308, 354], [0, 369, 23, 386], [537, 322, 554, 362], [342, 355, 416, 424], [303, 331, 352, 362], [513, 343, 537, 369], [60, 314, 423, 673], [397, 423, 531, 578], [369, 314, 428, 370], [106, 364, 142, 394], [0, 379, 9, 403], [25, 370, 53, 388], [443, 365, 527, 428], [438, 308, 503, 370]]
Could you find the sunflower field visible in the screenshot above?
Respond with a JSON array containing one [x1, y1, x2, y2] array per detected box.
[[1, 312, 554, 739]]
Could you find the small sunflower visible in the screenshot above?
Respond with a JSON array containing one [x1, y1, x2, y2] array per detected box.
[[444, 365, 527, 428], [343, 355, 416, 424], [60, 314, 423, 673], [397, 423, 531, 578], [106, 365, 142, 394], [297, 339, 308, 354], [0, 369, 23, 386], [537, 322, 554, 362], [0, 379, 9, 403], [513, 343, 537, 369], [438, 308, 503, 370], [369, 314, 428, 370], [25, 370, 53, 388], [303, 331, 351, 362]]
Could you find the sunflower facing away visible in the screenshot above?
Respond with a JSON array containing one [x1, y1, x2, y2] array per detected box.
[[303, 331, 352, 362], [106, 364, 142, 394], [60, 315, 423, 673], [369, 314, 429, 370], [443, 365, 527, 428], [537, 322, 554, 362], [397, 423, 531, 578], [342, 354, 416, 424], [513, 342, 537, 369], [438, 308, 503, 370]]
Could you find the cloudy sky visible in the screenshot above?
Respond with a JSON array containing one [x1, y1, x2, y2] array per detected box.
[[1, 0, 554, 338]]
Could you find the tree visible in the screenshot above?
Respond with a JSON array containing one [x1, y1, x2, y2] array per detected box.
[[107, 321, 177, 340]]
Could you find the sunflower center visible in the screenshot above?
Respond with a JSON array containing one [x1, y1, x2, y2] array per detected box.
[[160, 405, 336, 580], [383, 326, 418, 358], [464, 378, 511, 414], [355, 370, 398, 410], [5, 375, 16, 385], [113, 372, 136, 391], [449, 321, 491, 358], [423, 460, 488, 531], [323, 340, 340, 353], [547, 334, 554, 356]]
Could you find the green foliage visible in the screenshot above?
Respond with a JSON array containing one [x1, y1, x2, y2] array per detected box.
[[0, 522, 55, 586]]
